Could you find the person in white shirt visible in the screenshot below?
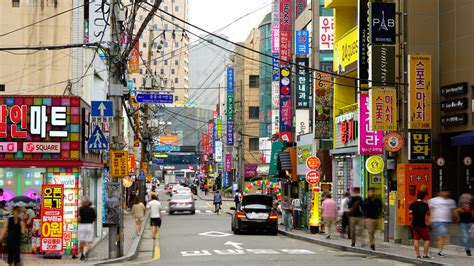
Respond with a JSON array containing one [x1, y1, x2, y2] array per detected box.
[[339, 192, 351, 238], [146, 194, 163, 239], [291, 197, 302, 230], [428, 191, 456, 257]]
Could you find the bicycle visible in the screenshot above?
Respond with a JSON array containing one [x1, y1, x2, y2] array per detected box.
[[214, 202, 222, 215]]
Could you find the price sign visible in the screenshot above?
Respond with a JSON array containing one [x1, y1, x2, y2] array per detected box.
[[111, 150, 129, 177], [305, 171, 320, 184], [40, 184, 64, 253]]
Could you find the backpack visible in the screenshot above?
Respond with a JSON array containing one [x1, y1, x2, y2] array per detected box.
[[234, 193, 240, 202]]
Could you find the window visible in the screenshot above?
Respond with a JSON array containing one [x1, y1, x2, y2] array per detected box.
[[171, 51, 175, 57], [0, 84, 5, 92], [139, 51, 143, 56], [249, 106, 259, 119], [164, 6, 168, 12], [175, 6, 179, 12], [160, 69, 164, 75], [174, 59, 179, 65], [163, 42, 168, 47], [175, 96, 179, 101], [249, 138, 259, 151], [153, 60, 157, 65], [164, 60, 168, 65], [164, 24, 169, 30], [139, 15, 144, 21], [143, 42, 147, 48], [175, 42, 179, 47], [139, 69, 143, 74], [12, 0, 20, 7], [249, 75, 259, 88], [175, 78, 179, 83]]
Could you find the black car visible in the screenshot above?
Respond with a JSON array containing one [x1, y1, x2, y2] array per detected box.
[[230, 194, 278, 235]]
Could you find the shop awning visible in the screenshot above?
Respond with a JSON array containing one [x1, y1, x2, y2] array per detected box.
[[451, 131, 474, 146]]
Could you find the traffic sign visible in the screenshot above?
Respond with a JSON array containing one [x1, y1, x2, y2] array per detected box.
[[306, 156, 321, 171], [136, 93, 174, 104], [305, 171, 320, 184], [91, 101, 114, 123], [87, 125, 108, 150], [110, 150, 128, 177]]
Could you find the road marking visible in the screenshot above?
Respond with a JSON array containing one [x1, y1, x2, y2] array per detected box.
[[161, 211, 166, 213], [195, 210, 201, 213], [179, 249, 316, 257], [198, 231, 232, 237], [181, 250, 212, 256], [205, 210, 213, 213], [131, 233, 161, 263], [224, 241, 243, 249]]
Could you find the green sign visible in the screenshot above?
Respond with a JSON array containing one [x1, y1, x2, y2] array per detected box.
[[269, 141, 287, 175], [216, 117, 222, 138]]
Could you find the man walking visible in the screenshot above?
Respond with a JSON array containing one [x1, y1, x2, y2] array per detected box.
[[362, 188, 383, 250], [76, 198, 96, 260], [429, 190, 456, 256], [234, 190, 241, 209], [147, 194, 163, 239], [282, 196, 293, 231], [291, 196, 302, 230], [321, 193, 337, 239], [339, 192, 351, 238], [347, 187, 364, 247], [409, 192, 432, 259]]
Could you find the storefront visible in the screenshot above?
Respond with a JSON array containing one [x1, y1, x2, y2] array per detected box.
[[0, 96, 102, 255]]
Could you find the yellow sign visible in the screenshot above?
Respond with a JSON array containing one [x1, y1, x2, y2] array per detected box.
[[365, 155, 384, 174], [369, 87, 397, 131], [111, 150, 129, 177], [389, 192, 396, 206], [408, 55, 432, 129], [334, 27, 358, 74], [146, 174, 152, 182], [142, 162, 148, 174]]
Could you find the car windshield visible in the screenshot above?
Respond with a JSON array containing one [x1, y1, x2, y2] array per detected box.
[[172, 195, 192, 200]]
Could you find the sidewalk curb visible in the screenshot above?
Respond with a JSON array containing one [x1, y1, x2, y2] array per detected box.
[[95, 213, 151, 265], [278, 229, 451, 266]]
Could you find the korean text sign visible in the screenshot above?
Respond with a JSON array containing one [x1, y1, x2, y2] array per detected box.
[[279, 0, 292, 63], [110, 150, 129, 177], [319, 16, 334, 50], [226, 67, 235, 146], [359, 94, 383, 154], [296, 58, 310, 108], [408, 55, 432, 129], [41, 184, 64, 253], [369, 87, 397, 131], [295, 30, 309, 55], [408, 132, 432, 161]]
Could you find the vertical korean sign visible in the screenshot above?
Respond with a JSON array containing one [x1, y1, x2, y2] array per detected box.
[[279, 0, 292, 63], [41, 184, 64, 253], [207, 121, 213, 154], [296, 58, 309, 108], [369, 88, 397, 131], [226, 67, 234, 146], [271, 0, 280, 53], [280, 65, 292, 141], [358, 0, 369, 89], [408, 55, 432, 129], [358, 93, 383, 154], [319, 16, 334, 50], [295, 30, 309, 55], [314, 71, 331, 139]]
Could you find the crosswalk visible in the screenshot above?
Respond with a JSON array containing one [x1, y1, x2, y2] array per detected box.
[[160, 209, 216, 214]]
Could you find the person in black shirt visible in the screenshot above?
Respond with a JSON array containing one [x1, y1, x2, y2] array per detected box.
[[347, 187, 364, 247], [409, 192, 431, 259], [75, 198, 97, 260], [0, 206, 26, 265], [362, 188, 383, 250]]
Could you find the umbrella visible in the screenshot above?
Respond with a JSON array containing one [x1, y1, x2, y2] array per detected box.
[[451, 130, 474, 146], [8, 196, 35, 204]]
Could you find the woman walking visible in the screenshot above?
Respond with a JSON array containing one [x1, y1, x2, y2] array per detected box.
[[131, 197, 146, 235], [0, 206, 26, 266]]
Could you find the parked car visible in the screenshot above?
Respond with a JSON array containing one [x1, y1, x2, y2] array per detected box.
[[230, 194, 278, 235], [168, 194, 196, 215]]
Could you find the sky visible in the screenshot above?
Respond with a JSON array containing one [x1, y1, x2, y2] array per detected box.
[[188, 0, 272, 42]]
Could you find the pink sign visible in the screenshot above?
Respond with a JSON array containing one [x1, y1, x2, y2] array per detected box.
[[244, 164, 258, 177], [0, 142, 17, 153], [358, 94, 383, 154], [23, 142, 61, 153], [225, 153, 232, 172]]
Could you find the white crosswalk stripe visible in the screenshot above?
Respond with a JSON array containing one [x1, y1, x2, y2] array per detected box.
[[205, 210, 213, 213]]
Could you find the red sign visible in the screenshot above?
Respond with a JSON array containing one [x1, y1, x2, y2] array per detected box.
[[244, 164, 258, 177], [305, 171, 320, 184], [306, 156, 321, 171], [40, 184, 64, 253], [128, 154, 135, 173]]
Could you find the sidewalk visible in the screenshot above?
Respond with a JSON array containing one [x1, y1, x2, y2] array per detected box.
[[196, 190, 234, 202], [278, 226, 472, 266]]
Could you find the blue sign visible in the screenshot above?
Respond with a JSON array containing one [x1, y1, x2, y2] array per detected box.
[[272, 53, 280, 81], [226, 68, 234, 93], [88, 125, 108, 150], [138, 170, 146, 181], [295, 30, 309, 55], [226, 120, 234, 146], [136, 93, 174, 104], [154, 145, 179, 152], [91, 101, 113, 117]]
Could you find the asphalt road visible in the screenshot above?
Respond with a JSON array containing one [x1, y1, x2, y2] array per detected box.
[[129, 191, 413, 266]]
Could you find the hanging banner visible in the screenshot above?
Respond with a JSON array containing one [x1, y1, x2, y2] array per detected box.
[[295, 0, 307, 18], [128, 154, 135, 173], [296, 58, 310, 109], [369, 45, 395, 87], [369, 2, 396, 45], [225, 153, 232, 172], [272, 110, 280, 135], [226, 67, 235, 146], [358, 0, 369, 88], [295, 109, 310, 137], [295, 30, 309, 55], [215, 141, 223, 162], [207, 121, 213, 154], [319, 16, 334, 50], [359, 94, 383, 154], [314, 71, 331, 139], [280, 64, 292, 141], [245, 164, 258, 177], [272, 53, 280, 81], [40, 184, 64, 253], [128, 41, 140, 74], [271, 0, 280, 53], [279, 0, 292, 63], [216, 117, 222, 139], [369, 87, 397, 131], [408, 55, 432, 129], [408, 132, 432, 161]]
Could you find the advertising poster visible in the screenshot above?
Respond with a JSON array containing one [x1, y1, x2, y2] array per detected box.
[[369, 87, 397, 131], [358, 94, 383, 154], [408, 55, 432, 129], [40, 184, 64, 253], [314, 71, 331, 139]]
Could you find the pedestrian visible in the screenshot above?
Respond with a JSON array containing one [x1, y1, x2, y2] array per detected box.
[[361, 188, 383, 250], [347, 187, 364, 247], [0, 200, 10, 220], [128, 189, 136, 209], [321, 193, 337, 239], [213, 190, 223, 214], [204, 183, 209, 196], [131, 197, 146, 236], [75, 198, 96, 260], [282, 196, 293, 231], [146, 194, 163, 239], [428, 190, 456, 257], [409, 191, 432, 259], [291, 196, 302, 230], [454, 193, 473, 256], [339, 192, 351, 238], [234, 190, 241, 209], [0, 206, 26, 265]]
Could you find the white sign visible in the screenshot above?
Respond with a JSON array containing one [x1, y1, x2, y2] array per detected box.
[[215, 141, 223, 162], [23, 142, 61, 153], [319, 16, 334, 50], [89, 0, 111, 45], [52, 175, 76, 189], [272, 110, 280, 135], [259, 138, 272, 164], [295, 110, 310, 137]]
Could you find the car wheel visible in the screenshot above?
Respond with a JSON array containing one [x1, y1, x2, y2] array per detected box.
[[169, 211, 174, 215], [190, 210, 195, 215], [233, 228, 240, 235], [270, 229, 278, 236]]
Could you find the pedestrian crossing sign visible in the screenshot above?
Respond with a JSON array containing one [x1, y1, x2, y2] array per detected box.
[[88, 125, 108, 150]]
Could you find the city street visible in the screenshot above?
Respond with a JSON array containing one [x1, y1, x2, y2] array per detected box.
[[130, 191, 413, 266]]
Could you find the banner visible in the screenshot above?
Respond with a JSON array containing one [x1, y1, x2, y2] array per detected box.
[[408, 132, 432, 160], [40, 184, 64, 253], [358, 0, 369, 88], [226, 67, 235, 146], [370, 2, 396, 45], [295, 30, 309, 55], [408, 55, 432, 129], [314, 71, 331, 139], [369, 87, 397, 131], [296, 58, 310, 108], [128, 154, 135, 173], [369, 45, 395, 87], [279, 64, 292, 141], [359, 94, 383, 154], [216, 117, 222, 138], [271, 0, 280, 53], [279, 0, 292, 63], [215, 141, 223, 162], [319, 16, 334, 50], [295, 109, 310, 137], [207, 121, 213, 154], [245, 164, 258, 177], [225, 153, 232, 172], [128, 40, 140, 74]]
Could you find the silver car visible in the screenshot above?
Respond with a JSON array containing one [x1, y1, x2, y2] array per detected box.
[[168, 194, 196, 214]]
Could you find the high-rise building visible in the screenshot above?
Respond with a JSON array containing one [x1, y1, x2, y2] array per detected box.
[[129, 0, 189, 105]]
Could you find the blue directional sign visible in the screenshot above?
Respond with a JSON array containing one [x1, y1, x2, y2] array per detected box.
[[136, 93, 174, 104], [138, 170, 146, 181], [88, 125, 108, 150], [91, 101, 114, 117]]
